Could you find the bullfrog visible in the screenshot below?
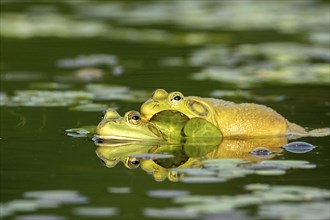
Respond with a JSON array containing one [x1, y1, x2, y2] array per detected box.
[[141, 89, 330, 138], [95, 109, 163, 141], [95, 108, 222, 142]]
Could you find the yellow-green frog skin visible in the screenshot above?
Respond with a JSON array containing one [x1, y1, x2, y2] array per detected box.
[[140, 89, 328, 138], [95, 109, 162, 141]]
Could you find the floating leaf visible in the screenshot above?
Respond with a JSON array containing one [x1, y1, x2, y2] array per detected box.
[[69, 103, 109, 112], [244, 184, 271, 191], [250, 147, 272, 156], [65, 126, 96, 137], [147, 190, 190, 198], [29, 82, 72, 90], [73, 207, 118, 217], [258, 202, 330, 220], [57, 54, 118, 68], [107, 187, 131, 194], [191, 64, 330, 87], [14, 215, 67, 220], [282, 141, 316, 154], [254, 170, 286, 175], [23, 190, 88, 204], [0, 71, 45, 81], [2, 90, 93, 107], [143, 207, 198, 219]]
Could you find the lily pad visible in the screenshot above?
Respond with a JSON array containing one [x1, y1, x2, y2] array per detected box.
[[107, 187, 131, 194], [143, 207, 198, 219], [147, 190, 190, 198], [14, 215, 66, 220], [56, 54, 118, 68], [73, 207, 118, 217], [23, 190, 88, 204], [69, 103, 109, 112], [282, 141, 316, 153], [258, 202, 330, 220], [65, 126, 96, 137], [29, 82, 72, 90]]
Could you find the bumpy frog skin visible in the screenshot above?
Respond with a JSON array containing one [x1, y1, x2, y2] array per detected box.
[[141, 89, 330, 138], [95, 109, 163, 141]]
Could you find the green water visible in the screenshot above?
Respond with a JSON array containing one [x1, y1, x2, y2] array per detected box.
[[1, 1, 329, 220]]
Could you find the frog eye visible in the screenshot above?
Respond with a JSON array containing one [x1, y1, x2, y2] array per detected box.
[[127, 111, 141, 125], [169, 92, 184, 106], [126, 157, 140, 169], [100, 159, 106, 166], [100, 110, 106, 119]]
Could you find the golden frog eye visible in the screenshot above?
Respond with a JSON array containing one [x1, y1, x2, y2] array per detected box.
[[127, 111, 141, 125], [169, 92, 184, 106], [126, 157, 140, 169]]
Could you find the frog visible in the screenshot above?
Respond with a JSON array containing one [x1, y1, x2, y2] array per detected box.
[[140, 89, 330, 138], [95, 109, 163, 141], [95, 108, 222, 142]]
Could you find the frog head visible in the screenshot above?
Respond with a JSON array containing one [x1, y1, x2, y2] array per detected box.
[[95, 109, 163, 141]]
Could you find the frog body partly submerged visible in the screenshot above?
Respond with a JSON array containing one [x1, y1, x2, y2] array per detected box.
[[141, 89, 330, 138]]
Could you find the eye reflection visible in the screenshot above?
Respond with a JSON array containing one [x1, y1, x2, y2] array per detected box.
[[126, 157, 140, 169]]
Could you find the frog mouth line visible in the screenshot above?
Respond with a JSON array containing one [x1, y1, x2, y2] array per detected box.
[[94, 135, 161, 142]]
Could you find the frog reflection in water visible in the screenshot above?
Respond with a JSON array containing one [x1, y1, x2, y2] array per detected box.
[[141, 89, 330, 138], [94, 136, 287, 182]]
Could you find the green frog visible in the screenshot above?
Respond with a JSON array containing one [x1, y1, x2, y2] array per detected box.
[[95, 108, 222, 142]]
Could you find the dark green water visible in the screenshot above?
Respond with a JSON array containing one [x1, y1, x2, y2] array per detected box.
[[1, 1, 329, 220]]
